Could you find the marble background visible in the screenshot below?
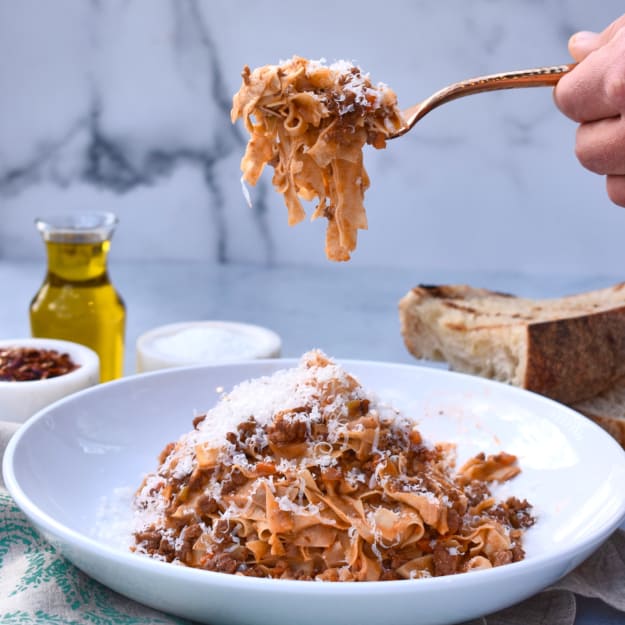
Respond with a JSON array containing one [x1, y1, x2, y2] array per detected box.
[[1, 0, 624, 277]]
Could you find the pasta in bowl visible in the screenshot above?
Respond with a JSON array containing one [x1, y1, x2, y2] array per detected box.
[[231, 57, 405, 261], [133, 351, 533, 580]]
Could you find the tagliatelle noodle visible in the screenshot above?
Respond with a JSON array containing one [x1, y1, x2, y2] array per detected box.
[[132, 351, 534, 581], [230, 57, 405, 261]]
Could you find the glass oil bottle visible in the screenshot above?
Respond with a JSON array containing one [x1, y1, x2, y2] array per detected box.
[[29, 212, 126, 382]]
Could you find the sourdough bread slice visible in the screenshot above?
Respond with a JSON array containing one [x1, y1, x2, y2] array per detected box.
[[398, 283, 625, 404], [572, 381, 625, 447]]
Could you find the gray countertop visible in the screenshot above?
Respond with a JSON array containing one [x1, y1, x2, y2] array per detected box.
[[1, 259, 621, 373], [1, 259, 624, 624]]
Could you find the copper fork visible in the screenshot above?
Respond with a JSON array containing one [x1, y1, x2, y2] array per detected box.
[[389, 63, 577, 139]]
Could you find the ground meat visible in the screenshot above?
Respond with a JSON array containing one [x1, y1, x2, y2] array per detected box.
[[134, 530, 161, 552], [376, 430, 405, 456], [487, 498, 534, 529], [505, 497, 535, 529], [240, 564, 268, 577], [432, 543, 460, 576], [203, 553, 238, 574], [237, 418, 258, 441], [382, 552, 405, 570], [197, 494, 219, 517], [406, 445, 439, 466], [492, 550, 513, 567], [224, 418, 267, 458], [465, 480, 490, 507], [446, 508, 462, 535], [158, 536, 176, 561], [192, 414, 206, 429], [220, 468, 247, 495], [267, 413, 307, 445], [511, 543, 525, 562], [486, 504, 509, 525], [177, 523, 203, 563]]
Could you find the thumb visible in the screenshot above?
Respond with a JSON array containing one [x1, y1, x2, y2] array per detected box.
[[569, 14, 625, 61], [568, 31, 601, 61]]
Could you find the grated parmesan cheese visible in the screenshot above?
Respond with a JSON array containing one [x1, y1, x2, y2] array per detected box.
[[304, 58, 390, 114], [166, 355, 362, 472]]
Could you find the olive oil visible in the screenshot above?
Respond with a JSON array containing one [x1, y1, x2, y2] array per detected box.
[[29, 214, 125, 382]]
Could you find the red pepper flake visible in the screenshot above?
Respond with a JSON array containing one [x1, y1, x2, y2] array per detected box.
[[0, 347, 79, 382]]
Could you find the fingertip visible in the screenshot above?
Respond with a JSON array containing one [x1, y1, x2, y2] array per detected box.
[[568, 31, 600, 61], [606, 175, 625, 208]]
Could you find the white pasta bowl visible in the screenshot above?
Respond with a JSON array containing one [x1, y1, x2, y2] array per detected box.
[[4, 359, 625, 625]]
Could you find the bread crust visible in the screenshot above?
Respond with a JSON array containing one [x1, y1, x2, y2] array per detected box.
[[525, 310, 625, 403]]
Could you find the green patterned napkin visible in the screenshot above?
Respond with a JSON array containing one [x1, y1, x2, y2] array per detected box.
[[0, 421, 187, 625], [1, 420, 624, 625]]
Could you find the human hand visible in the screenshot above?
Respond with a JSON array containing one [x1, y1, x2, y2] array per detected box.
[[554, 15, 625, 206]]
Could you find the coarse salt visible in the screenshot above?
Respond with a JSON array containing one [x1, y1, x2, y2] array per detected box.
[[151, 326, 261, 362]]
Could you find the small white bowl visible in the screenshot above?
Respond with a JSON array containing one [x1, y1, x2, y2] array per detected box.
[[0, 338, 100, 423], [136, 321, 282, 373]]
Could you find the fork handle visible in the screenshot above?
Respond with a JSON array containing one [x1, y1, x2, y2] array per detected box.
[[395, 63, 577, 138], [442, 63, 577, 96]]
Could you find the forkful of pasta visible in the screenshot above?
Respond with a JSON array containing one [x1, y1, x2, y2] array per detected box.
[[231, 57, 575, 262]]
